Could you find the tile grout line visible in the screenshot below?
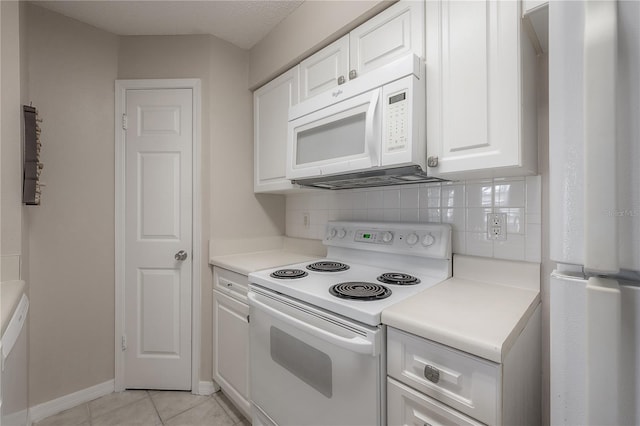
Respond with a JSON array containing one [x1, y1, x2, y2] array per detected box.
[[85, 402, 92, 426], [88, 391, 149, 423], [151, 391, 216, 424], [146, 391, 165, 425], [212, 392, 241, 424]]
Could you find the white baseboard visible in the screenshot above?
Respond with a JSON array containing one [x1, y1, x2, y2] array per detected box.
[[196, 380, 219, 395], [29, 380, 114, 424], [4, 408, 28, 426]]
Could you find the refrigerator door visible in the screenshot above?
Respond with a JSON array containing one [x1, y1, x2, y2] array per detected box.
[[620, 282, 640, 426], [549, 0, 640, 272], [549, 0, 586, 267], [550, 272, 622, 425], [616, 1, 640, 272]]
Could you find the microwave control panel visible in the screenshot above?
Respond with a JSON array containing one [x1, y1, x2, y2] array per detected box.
[[386, 90, 409, 151]]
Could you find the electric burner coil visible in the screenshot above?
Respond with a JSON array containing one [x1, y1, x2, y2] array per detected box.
[[306, 261, 350, 272], [270, 269, 308, 279], [377, 272, 421, 285], [329, 282, 391, 300]]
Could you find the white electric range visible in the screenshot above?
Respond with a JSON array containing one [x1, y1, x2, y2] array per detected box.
[[247, 221, 452, 426]]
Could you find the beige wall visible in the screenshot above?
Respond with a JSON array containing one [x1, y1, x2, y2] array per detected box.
[[1, 0, 24, 281], [26, 4, 118, 405], [207, 37, 285, 241], [248, 0, 392, 88], [15, 0, 392, 406], [119, 33, 286, 382]]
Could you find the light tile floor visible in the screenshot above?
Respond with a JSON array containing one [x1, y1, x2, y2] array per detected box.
[[34, 390, 251, 426]]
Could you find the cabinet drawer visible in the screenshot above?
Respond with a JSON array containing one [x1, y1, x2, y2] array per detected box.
[[387, 377, 482, 426], [213, 267, 249, 302], [387, 328, 501, 425]]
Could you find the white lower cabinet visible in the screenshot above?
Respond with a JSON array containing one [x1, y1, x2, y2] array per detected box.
[[387, 377, 482, 426], [387, 308, 542, 426], [212, 267, 250, 419], [387, 328, 500, 425]]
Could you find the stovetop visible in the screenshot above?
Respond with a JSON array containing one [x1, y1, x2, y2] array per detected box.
[[249, 221, 452, 326]]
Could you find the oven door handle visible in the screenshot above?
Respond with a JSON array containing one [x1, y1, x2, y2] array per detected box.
[[248, 292, 377, 356]]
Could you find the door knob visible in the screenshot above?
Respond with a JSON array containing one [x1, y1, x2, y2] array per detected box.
[[174, 250, 188, 261]]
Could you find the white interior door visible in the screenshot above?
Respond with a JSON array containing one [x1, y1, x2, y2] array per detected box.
[[123, 88, 193, 390]]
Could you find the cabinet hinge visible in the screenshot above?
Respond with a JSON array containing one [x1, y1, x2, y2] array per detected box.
[[122, 114, 128, 130], [121, 334, 127, 351]]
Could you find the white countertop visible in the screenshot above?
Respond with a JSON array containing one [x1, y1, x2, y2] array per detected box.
[[1, 280, 26, 335], [209, 236, 326, 275], [210, 249, 321, 276], [382, 255, 540, 363]]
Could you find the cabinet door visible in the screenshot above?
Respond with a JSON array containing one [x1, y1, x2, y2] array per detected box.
[[299, 35, 349, 101], [387, 328, 501, 425], [387, 377, 483, 426], [426, 0, 526, 176], [254, 66, 299, 193], [349, 0, 424, 78], [213, 290, 250, 418]]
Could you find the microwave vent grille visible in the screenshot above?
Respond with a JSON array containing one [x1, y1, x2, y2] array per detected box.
[[291, 165, 448, 190]]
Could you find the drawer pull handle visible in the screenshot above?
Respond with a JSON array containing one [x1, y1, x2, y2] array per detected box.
[[424, 365, 440, 384]]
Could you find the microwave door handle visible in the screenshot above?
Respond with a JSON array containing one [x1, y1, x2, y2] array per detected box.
[[248, 292, 376, 356], [365, 89, 381, 165]]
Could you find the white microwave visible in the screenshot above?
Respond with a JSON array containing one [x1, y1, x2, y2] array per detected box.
[[286, 55, 442, 189]]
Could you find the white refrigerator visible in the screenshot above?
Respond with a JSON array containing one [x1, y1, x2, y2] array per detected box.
[[549, 1, 640, 425]]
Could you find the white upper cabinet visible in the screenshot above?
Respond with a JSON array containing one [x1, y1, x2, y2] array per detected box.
[[299, 35, 350, 101], [299, 0, 424, 102], [254, 66, 299, 193], [349, 0, 424, 77], [426, 0, 538, 178]]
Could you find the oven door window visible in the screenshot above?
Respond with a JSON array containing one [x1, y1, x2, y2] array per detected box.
[[270, 326, 332, 398]]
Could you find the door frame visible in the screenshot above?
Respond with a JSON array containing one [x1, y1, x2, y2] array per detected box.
[[114, 79, 202, 393]]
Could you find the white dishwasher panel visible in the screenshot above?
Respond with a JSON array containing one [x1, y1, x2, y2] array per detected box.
[[1, 293, 29, 426], [387, 327, 501, 425]]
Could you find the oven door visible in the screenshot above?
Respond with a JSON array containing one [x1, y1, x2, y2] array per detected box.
[[248, 287, 385, 426]]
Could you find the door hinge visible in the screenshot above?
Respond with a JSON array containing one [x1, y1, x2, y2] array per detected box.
[[121, 114, 128, 130], [121, 334, 127, 351]]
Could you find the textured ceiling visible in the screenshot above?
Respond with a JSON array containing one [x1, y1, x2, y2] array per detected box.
[[31, 0, 305, 49]]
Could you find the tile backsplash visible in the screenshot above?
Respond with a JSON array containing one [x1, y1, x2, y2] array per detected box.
[[286, 176, 542, 263]]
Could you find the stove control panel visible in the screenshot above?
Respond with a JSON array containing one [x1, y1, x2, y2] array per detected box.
[[354, 230, 394, 244], [324, 221, 452, 259]]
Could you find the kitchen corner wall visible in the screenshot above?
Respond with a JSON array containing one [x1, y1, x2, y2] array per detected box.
[[15, 2, 288, 407], [1, 0, 27, 282], [286, 176, 542, 263], [26, 4, 119, 406]]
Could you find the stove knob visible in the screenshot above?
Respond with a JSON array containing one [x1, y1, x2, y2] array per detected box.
[[422, 233, 435, 247], [406, 233, 419, 246], [337, 228, 347, 239], [328, 228, 337, 239], [382, 231, 393, 243]]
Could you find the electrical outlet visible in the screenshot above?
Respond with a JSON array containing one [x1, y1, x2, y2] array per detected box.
[[487, 213, 507, 240], [303, 212, 310, 229]]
